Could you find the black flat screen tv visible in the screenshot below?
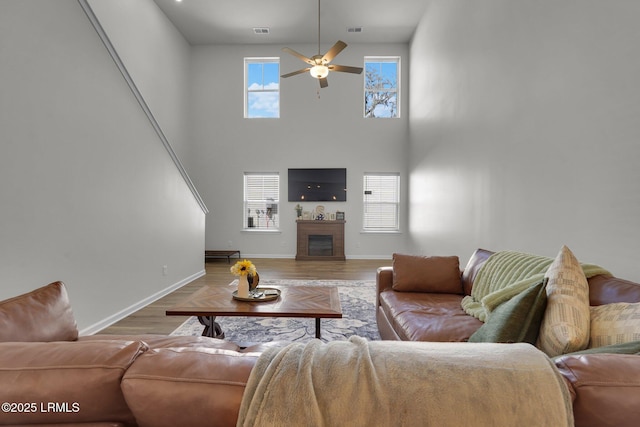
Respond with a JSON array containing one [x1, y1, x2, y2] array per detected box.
[[288, 168, 347, 202]]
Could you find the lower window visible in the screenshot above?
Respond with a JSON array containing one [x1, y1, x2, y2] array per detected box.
[[244, 173, 279, 230], [363, 173, 400, 231]]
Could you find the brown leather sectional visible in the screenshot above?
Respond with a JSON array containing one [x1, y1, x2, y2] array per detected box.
[[376, 248, 640, 427], [2, 248, 639, 426], [0, 281, 276, 427]]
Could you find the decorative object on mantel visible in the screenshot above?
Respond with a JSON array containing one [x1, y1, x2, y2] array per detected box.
[[230, 259, 257, 299], [295, 204, 303, 218], [336, 211, 345, 220]]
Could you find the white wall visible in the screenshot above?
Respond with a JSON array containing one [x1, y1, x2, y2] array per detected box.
[[188, 43, 411, 258], [0, 0, 205, 331], [409, 0, 640, 280], [87, 0, 192, 163]]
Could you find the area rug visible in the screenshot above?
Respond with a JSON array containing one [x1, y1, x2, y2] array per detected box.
[[170, 279, 380, 344]]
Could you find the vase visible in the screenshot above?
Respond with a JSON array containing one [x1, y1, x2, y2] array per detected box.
[[237, 275, 250, 298]]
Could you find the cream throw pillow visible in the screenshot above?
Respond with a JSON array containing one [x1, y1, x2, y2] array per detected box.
[[589, 302, 640, 348], [537, 245, 590, 357]]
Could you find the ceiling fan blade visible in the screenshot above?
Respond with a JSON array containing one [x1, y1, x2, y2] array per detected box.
[[281, 68, 311, 78], [321, 40, 347, 64], [319, 77, 328, 88], [329, 64, 363, 74], [282, 47, 314, 65]]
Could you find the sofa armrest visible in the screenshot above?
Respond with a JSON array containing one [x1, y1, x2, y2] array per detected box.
[[0, 340, 145, 425], [555, 353, 640, 427], [376, 267, 393, 306]]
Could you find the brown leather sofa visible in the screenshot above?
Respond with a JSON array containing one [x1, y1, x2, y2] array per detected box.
[[377, 248, 640, 427], [0, 281, 277, 427], [3, 255, 639, 427]]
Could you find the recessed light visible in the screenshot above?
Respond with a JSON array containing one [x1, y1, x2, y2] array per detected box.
[[253, 27, 270, 35]]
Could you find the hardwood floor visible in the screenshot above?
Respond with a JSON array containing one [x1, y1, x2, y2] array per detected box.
[[97, 258, 391, 336]]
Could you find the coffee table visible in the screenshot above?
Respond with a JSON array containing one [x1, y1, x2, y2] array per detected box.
[[166, 285, 342, 340]]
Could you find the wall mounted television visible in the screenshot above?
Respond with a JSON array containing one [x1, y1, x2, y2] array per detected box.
[[288, 168, 347, 202]]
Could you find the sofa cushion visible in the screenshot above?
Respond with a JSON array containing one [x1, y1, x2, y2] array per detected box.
[[0, 281, 78, 342], [461, 248, 494, 296], [122, 346, 260, 427], [469, 278, 547, 344], [0, 340, 145, 425], [587, 274, 640, 305], [554, 353, 640, 427], [379, 290, 482, 341], [392, 253, 462, 294], [588, 302, 640, 348], [537, 246, 590, 357]]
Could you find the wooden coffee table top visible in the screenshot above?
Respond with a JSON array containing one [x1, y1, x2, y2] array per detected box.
[[166, 285, 342, 319]]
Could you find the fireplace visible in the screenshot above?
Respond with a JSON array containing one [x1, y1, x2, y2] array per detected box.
[[296, 220, 345, 261], [308, 235, 333, 256]]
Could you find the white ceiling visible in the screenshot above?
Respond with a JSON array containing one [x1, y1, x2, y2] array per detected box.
[[152, 0, 430, 45]]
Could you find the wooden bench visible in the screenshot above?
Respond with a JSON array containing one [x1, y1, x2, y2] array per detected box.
[[204, 250, 241, 264]]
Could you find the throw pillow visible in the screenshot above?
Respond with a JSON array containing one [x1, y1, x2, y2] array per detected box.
[[392, 253, 462, 294], [0, 281, 78, 342], [537, 245, 590, 357], [468, 278, 547, 344], [589, 302, 640, 348]]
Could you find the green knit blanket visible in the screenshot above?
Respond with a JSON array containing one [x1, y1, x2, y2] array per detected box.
[[461, 251, 611, 322]]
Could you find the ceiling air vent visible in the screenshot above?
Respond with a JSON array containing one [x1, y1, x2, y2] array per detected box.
[[347, 27, 363, 33], [253, 27, 270, 35]]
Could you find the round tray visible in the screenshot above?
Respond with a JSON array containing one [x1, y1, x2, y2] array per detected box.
[[232, 287, 281, 302]]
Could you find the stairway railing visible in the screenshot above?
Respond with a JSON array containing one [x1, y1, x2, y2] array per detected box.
[[78, 0, 208, 214]]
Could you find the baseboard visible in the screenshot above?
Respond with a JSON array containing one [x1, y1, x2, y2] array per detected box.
[[241, 253, 295, 259], [241, 254, 391, 260], [79, 269, 206, 336], [346, 255, 393, 260]]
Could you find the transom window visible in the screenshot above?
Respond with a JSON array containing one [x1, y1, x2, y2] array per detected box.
[[244, 58, 279, 118], [363, 173, 400, 231], [244, 173, 279, 230], [364, 57, 400, 118]]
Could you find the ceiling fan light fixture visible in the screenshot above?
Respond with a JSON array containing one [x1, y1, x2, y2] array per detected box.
[[310, 65, 329, 79], [280, 0, 362, 88]]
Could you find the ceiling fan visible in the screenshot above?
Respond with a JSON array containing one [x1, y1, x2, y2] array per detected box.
[[280, 0, 363, 89]]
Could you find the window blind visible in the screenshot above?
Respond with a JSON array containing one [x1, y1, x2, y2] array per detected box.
[[244, 173, 279, 230], [363, 173, 400, 231]]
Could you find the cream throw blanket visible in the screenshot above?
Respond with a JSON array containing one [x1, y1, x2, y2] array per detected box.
[[237, 337, 573, 427], [461, 250, 610, 321]]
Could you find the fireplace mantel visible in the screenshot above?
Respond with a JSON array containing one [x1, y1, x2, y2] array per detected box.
[[295, 220, 346, 261]]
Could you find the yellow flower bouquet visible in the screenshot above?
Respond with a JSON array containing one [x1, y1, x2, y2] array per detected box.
[[230, 259, 256, 276]]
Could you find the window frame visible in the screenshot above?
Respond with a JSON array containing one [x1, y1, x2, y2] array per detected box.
[[363, 56, 401, 119], [243, 172, 280, 231], [362, 172, 401, 232], [244, 57, 280, 119]]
